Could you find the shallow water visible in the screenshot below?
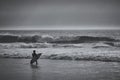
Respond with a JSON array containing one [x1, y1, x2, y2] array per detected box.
[[0, 59, 120, 80]]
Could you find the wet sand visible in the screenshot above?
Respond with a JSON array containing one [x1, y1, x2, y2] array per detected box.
[[0, 59, 120, 80]]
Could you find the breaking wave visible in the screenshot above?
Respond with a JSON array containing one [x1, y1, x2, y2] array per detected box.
[[1, 42, 120, 49], [0, 34, 119, 43]]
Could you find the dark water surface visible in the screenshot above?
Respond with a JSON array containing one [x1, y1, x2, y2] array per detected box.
[[0, 59, 120, 80]]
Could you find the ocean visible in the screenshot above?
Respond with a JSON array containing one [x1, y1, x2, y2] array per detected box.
[[0, 30, 120, 62]]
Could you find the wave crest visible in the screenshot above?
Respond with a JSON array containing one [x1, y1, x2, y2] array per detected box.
[[0, 34, 119, 43]]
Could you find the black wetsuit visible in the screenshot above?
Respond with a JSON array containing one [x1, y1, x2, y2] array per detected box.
[[32, 53, 37, 58], [32, 52, 38, 65]]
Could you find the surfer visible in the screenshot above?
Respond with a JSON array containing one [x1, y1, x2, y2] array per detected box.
[[31, 50, 42, 65], [31, 50, 38, 65]]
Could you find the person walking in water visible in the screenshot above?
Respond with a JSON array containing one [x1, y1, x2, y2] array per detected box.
[[30, 50, 42, 65], [31, 50, 38, 65]]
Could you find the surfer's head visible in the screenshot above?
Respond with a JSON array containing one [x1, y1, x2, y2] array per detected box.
[[33, 50, 36, 53]]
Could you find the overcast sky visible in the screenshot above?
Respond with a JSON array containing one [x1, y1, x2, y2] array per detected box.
[[0, 0, 120, 30]]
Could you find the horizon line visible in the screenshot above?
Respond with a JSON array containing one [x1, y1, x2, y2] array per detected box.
[[0, 28, 120, 30], [0, 25, 120, 30]]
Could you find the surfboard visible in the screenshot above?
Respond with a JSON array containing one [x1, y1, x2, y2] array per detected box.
[[30, 53, 42, 64]]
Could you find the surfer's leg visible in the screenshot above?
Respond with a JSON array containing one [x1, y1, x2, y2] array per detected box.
[[30, 60, 33, 65], [36, 60, 38, 65]]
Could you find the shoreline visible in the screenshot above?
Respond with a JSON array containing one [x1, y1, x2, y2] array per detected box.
[[0, 58, 120, 63], [0, 55, 120, 63]]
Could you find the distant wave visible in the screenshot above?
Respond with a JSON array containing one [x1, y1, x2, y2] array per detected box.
[[0, 34, 119, 43], [0, 34, 53, 43], [0, 43, 85, 48], [51, 36, 119, 44]]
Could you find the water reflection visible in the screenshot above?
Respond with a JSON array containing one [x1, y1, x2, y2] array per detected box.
[[30, 64, 40, 80], [30, 64, 39, 69]]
